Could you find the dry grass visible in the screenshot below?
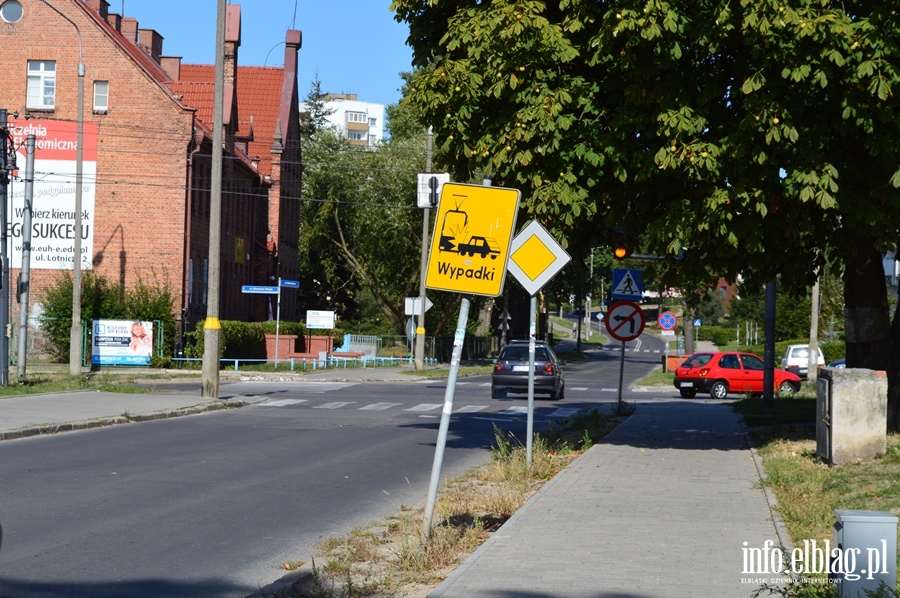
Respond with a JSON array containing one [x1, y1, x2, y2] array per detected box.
[[274, 408, 624, 598]]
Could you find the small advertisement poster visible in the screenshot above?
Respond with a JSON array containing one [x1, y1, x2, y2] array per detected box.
[[91, 320, 154, 366], [306, 310, 335, 330]]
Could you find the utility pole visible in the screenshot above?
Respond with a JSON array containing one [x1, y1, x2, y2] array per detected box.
[[17, 135, 35, 382], [41, 0, 86, 377], [0, 109, 10, 386], [201, 0, 226, 398], [414, 127, 433, 371]]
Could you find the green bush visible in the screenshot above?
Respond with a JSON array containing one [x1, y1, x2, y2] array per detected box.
[[696, 325, 736, 347], [39, 270, 177, 364]]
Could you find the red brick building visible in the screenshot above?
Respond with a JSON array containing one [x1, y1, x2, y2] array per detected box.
[[0, 0, 302, 354]]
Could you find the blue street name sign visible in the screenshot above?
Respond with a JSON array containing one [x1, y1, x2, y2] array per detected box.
[[241, 285, 279, 294], [280, 279, 300, 288]]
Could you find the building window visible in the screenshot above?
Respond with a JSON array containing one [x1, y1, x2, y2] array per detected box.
[[348, 132, 363, 140], [368, 117, 377, 127], [93, 80, 109, 112], [347, 112, 367, 123], [26, 60, 56, 110]]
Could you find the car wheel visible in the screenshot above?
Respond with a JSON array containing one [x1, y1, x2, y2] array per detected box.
[[710, 381, 729, 400], [491, 386, 506, 399], [551, 385, 564, 401], [679, 388, 697, 399], [778, 381, 797, 396]]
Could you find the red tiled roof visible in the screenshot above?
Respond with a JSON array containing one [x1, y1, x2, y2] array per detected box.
[[177, 64, 286, 177]]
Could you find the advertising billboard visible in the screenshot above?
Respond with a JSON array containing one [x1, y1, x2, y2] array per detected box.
[[9, 119, 98, 270]]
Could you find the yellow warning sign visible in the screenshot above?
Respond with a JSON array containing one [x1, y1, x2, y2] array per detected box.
[[425, 183, 520, 296]]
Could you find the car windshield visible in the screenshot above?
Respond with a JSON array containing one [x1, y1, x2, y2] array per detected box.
[[501, 346, 549, 361]]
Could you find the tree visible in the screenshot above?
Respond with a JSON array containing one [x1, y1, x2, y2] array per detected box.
[[299, 72, 336, 140], [299, 123, 474, 336], [393, 0, 900, 427]]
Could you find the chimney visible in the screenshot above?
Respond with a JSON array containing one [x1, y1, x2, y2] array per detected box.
[[121, 17, 138, 43], [224, 5, 241, 88], [284, 29, 302, 74], [106, 12, 122, 32], [139, 28, 164, 62], [160, 56, 182, 80], [85, 0, 109, 19]]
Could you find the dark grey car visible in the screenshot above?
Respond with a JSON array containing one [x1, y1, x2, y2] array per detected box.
[[491, 341, 565, 400]]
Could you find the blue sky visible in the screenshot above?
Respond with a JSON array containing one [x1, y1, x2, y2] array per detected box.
[[120, 0, 414, 107]]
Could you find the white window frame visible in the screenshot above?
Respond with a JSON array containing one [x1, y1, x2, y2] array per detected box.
[[347, 112, 367, 123], [26, 60, 56, 110], [93, 80, 109, 112]]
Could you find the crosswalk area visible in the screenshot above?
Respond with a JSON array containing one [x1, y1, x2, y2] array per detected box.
[[255, 397, 584, 419]]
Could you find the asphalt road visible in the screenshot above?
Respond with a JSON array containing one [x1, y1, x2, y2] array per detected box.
[[0, 334, 671, 598]]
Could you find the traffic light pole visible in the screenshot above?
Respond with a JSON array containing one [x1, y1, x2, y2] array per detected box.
[[414, 127, 433, 371]]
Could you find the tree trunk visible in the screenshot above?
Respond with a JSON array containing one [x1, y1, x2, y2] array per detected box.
[[844, 235, 895, 429]]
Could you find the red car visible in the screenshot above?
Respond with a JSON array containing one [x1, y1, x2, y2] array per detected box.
[[673, 351, 801, 399]]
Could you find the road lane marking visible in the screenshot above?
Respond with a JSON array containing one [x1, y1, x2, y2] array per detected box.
[[359, 402, 403, 411], [454, 405, 488, 413], [405, 404, 442, 412], [499, 406, 528, 415], [314, 402, 357, 409], [548, 408, 580, 418], [260, 399, 307, 407]]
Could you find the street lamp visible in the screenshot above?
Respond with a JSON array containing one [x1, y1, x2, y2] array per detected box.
[[41, 0, 85, 376]]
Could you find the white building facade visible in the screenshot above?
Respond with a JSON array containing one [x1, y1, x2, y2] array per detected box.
[[304, 93, 385, 147]]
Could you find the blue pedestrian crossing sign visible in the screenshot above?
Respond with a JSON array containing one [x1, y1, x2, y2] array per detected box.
[[611, 268, 642, 301]]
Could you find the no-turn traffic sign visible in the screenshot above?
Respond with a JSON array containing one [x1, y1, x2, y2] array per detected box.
[[604, 300, 646, 342]]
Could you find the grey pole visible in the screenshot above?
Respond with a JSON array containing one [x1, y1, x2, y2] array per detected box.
[[16, 135, 35, 382], [0, 109, 9, 386], [201, 0, 227, 398], [421, 297, 470, 541], [275, 279, 282, 367], [41, 1, 86, 377], [414, 127, 433, 371], [526, 294, 537, 468]]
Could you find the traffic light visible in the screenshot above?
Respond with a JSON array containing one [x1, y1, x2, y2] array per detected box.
[[613, 229, 628, 260]]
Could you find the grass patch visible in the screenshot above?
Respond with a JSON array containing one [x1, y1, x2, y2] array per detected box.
[[278, 407, 628, 598], [733, 395, 818, 429], [734, 389, 900, 597], [0, 373, 151, 397]]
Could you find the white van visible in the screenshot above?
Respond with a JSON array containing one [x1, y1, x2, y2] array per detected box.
[[780, 344, 825, 378]]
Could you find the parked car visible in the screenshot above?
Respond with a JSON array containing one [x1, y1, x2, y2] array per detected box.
[[780, 344, 825, 378], [492, 341, 565, 400], [826, 358, 846, 369], [674, 351, 801, 399]]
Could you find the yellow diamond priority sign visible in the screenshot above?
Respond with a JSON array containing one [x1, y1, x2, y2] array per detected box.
[[507, 220, 571, 296], [425, 183, 520, 297]]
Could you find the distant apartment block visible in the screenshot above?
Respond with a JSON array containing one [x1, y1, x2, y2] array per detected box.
[[304, 93, 384, 147]]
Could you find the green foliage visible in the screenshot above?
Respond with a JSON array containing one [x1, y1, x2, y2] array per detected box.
[[696, 325, 736, 347], [39, 271, 133, 362], [392, 0, 900, 318], [39, 270, 179, 363], [122, 272, 177, 358], [696, 289, 726, 325]]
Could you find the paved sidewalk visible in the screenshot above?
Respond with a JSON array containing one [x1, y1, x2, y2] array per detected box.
[[430, 399, 781, 598]]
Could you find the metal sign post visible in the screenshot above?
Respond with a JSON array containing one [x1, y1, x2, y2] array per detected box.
[[605, 300, 646, 414], [507, 220, 571, 468], [421, 297, 470, 542]]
